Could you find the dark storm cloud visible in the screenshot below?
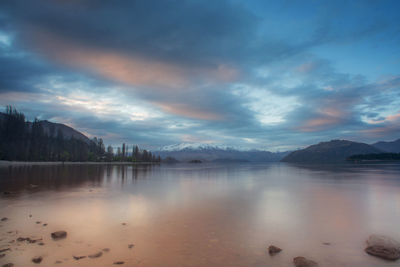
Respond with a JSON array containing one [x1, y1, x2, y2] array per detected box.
[[0, 55, 45, 93], [1, 0, 259, 66]]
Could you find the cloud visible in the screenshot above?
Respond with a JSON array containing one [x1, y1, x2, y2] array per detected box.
[[0, 0, 399, 150], [27, 29, 240, 90], [154, 102, 224, 121]]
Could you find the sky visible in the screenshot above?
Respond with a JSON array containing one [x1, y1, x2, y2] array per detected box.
[[0, 0, 399, 151]]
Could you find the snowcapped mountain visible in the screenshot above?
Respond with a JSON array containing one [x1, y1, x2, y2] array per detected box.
[[157, 143, 252, 152], [153, 143, 290, 162]]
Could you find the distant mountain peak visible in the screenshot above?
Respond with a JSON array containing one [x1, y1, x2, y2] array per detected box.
[[372, 138, 400, 153], [281, 139, 381, 163], [157, 143, 254, 152], [153, 143, 290, 162]]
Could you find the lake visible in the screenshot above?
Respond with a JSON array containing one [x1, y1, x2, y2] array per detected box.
[[0, 162, 400, 266]]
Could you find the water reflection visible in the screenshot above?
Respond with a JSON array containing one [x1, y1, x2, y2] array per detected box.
[[0, 163, 399, 267], [0, 164, 156, 195]]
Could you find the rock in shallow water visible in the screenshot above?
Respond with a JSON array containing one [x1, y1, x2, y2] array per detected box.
[[113, 261, 125, 265], [365, 234, 400, 261], [51, 231, 67, 240], [32, 256, 43, 264], [17, 237, 42, 243], [2, 263, 13, 267], [73, 255, 86, 260], [293, 256, 319, 267], [268, 245, 282, 255], [88, 252, 102, 258]]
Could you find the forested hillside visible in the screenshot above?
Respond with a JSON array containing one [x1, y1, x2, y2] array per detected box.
[[0, 106, 159, 162]]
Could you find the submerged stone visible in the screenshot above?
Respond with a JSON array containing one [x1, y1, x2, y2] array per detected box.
[[293, 256, 319, 267], [268, 245, 282, 255], [32, 256, 43, 264], [365, 235, 400, 261], [113, 261, 125, 265], [17, 237, 42, 243], [88, 251, 102, 258], [51, 231, 67, 240], [73, 255, 86, 260]]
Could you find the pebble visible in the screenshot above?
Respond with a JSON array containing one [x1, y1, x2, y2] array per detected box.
[[88, 251, 103, 258], [293, 256, 319, 267], [51, 231, 67, 240], [73, 255, 86, 260], [32, 256, 43, 264], [268, 245, 282, 255]]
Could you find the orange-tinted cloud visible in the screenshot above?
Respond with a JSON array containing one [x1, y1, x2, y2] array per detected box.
[[363, 111, 400, 125], [386, 112, 400, 121], [28, 29, 239, 90], [155, 102, 223, 121], [361, 111, 400, 137], [298, 108, 345, 132]]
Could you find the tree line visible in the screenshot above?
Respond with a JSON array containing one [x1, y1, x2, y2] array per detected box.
[[106, 143, 161, 163], [347, 153, 400, 161], [0, 106, 160, 163]]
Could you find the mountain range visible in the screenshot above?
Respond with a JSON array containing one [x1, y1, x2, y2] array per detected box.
[[153, 144, 290, 162], [281, 139, 400, 163], [3, 111, 399, 163], [281, 140, 381, 163], [372, 139, 400, 153]]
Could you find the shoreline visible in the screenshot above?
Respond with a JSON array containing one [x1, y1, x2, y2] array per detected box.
[[0, 160, 159, 166]]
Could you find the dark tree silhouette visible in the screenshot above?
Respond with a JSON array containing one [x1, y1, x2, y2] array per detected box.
[[0, 106, 160, 163]]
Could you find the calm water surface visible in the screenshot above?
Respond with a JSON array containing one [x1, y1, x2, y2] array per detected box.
[[1, 163, 400, 266]]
